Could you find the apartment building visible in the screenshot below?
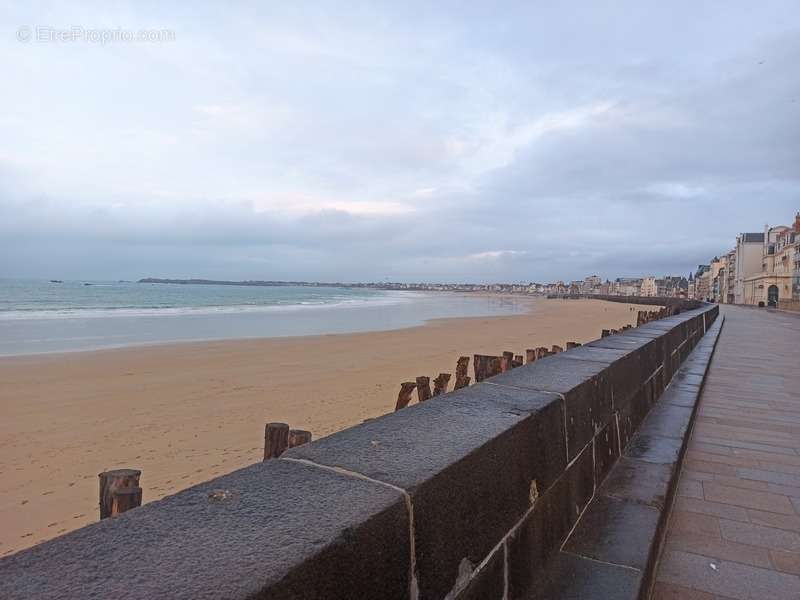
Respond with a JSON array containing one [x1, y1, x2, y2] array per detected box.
[[693, 265, 711, 301], [720, 249, 736, 303], [732, 232, 765, 304], [708, 256, 727, 303], [639, 276, 657, 297], [612, 277, 643, 296], [743, 216, 799, 307], [792, 213, 800, 305]]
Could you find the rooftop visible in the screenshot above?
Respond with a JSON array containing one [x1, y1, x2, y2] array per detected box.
[[741, 232, 766, 243]]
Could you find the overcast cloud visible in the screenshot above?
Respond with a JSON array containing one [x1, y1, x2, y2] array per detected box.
[[1, 1, 799, 282]]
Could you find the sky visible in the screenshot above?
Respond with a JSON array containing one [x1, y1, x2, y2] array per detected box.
[[1, 2, 799, 283]]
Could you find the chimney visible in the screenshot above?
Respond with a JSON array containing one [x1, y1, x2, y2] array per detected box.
[[795, 212, 800, 233]]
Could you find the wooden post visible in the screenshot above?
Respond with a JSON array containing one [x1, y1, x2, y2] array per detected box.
[[475, 354, 503, 381], [454, 356, 470, 390], [601, 329, 611, 338], [264, 422, 290, 460], [395, 381, 418, 410], [501, 351, 515, 372], [551, 345, 563, 354], [99, 468, 141, 520], [526, 349, 536, 363], [513, 355, 524, 368], [487, 356, 503, 378], [566, 341, 581, 349], [432, 373, 451, 396], [111, 487, 142, 517], [289, 429, 313, 448], [536, 347, 549, 360], [416, 376, 432, 402], [473, 354, 488, 382]]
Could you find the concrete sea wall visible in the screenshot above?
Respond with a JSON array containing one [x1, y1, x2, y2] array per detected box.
[[0, 301, 720, 600]]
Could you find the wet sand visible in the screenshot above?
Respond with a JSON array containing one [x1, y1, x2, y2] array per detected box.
[[0, 297, 650, 555]]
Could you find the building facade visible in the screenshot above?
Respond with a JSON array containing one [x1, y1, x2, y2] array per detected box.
[[743, 224, 797, 307], [720, 249, 736, 303], [693, 265, 711, 301], [640, 276, 657, 297], [793, 213, 800, 306], [612, 278, 643, 296], [732, 232, 765, 304], [708, 256, 726, 303], [656, 276, 688, 298]]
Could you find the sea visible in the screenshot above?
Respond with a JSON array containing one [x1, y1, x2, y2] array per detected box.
[[0, 279, 529, 356]]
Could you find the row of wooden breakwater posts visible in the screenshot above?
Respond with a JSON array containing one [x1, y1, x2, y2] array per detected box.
[[393, 306, 674, 411], [94, 306, 671, 520]]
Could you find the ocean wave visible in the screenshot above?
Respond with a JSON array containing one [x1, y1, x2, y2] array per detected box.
[[0, 293, 419, 321]]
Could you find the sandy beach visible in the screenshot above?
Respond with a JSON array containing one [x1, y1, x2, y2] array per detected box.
[[0, 297, 651, 556]]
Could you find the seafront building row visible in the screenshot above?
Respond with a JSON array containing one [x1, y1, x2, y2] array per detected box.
[[373, 276, 691, 298], [168, 212, 797, 307], [287, 276, 690, 298], [691, 211, 800, 310]]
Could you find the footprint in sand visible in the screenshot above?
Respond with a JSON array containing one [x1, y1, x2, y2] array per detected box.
[[47, 522, 58, 528], [20, 499, 28, 505], [73, 514, 85, 519]]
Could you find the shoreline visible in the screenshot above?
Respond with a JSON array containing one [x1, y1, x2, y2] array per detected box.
[[0, 290, 530, 357], [0, 297, 654, 556], [0, 291, 531, 360]]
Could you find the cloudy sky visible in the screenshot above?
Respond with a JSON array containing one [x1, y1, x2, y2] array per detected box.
[[1, 2, 799, 283]]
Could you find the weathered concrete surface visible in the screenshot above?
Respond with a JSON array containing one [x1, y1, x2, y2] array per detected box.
[[489, 354, 612, 461], [654, 306, 800, 599], [286, 382, 565, 600], [0, 459, 411, 600], [506, 442, 595, 599], [520, 311, 724, 600], [528, 552, 642, 599], [563, 495, 661, 570], [457, 543, 506, 600]]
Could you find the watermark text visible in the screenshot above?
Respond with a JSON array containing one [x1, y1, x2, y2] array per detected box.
[[17, 25, 175, 44]]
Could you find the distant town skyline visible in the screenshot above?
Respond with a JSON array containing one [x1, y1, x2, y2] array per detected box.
[[1, 2, 799, 282]]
